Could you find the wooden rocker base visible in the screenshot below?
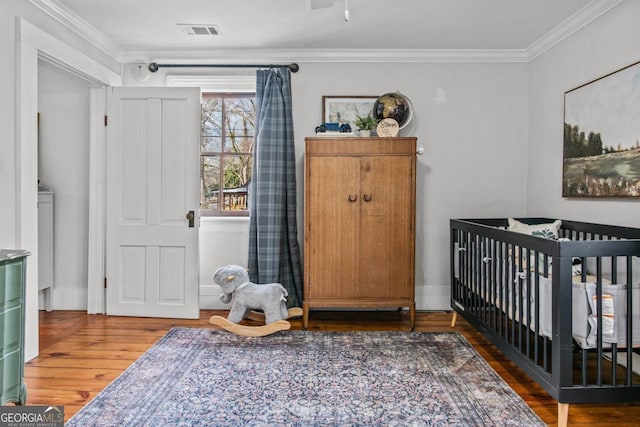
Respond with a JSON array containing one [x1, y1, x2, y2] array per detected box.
[[245, 307, 303, 323], [209, 315, 291, 337]]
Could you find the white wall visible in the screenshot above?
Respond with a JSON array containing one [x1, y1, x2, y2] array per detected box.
[[38, 60, 92, 310], [124, 61, 529, 310], [528, 0, 640, 225], [295, 62, 529, 309], [199, 218, 250, 309]]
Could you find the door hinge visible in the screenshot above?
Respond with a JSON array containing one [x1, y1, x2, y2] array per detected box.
[[104, 115, 108, 126], [104, 277, 107, 288]]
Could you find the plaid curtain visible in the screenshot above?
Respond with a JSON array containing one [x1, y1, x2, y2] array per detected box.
[[248, 68, 303, 308]]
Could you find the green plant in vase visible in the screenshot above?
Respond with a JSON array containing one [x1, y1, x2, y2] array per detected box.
[[354, 114, 378, 136]]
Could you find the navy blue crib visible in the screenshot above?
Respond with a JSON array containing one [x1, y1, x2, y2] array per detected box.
[[450, 218, 640, 426]]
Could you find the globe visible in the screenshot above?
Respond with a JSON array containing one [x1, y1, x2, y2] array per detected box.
[[372, 92, 413, 129]]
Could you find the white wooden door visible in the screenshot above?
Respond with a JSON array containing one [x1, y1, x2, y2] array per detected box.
[[106, 87, 200, 318]]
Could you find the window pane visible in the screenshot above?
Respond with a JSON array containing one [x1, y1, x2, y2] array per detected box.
[[200, 93, 255, 216], [201, 98, 222, 152], [221, 155, 252, 211], [201, 136, 222, 153], [201, 98, 222, 137], [200, 156, 220, 210], [224, 98, 255, 153]]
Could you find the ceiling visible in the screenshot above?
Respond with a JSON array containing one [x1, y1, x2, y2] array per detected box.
[[40, 0, 618, 61]]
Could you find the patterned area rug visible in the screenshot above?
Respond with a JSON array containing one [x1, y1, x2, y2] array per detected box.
[[67, 328, 544, 426]]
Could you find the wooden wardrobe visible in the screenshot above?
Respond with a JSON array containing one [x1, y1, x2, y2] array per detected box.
[[303, 136, 416, 329]]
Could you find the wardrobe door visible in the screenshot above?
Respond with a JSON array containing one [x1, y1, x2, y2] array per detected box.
[[359, 155, 414, 299], [306, 155, 360, 300]]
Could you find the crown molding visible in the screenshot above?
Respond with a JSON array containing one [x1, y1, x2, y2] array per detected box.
[[30, 0, 624, 65], [124, 48, 530, 64], [28, 0, 123, 61], [526, 0, 625, 61]]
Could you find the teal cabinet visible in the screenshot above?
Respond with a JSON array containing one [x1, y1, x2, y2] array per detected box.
[[0, 249, 30, 405]]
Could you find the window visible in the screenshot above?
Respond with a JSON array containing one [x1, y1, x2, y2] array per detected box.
[[200, 93, 256, 216]]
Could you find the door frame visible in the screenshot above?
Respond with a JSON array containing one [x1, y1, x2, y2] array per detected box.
[[87, 87, 107, 314], [16, 17, 120, 359]]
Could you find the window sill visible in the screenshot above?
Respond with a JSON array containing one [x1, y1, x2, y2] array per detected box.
[[200, 216, 249, 224]]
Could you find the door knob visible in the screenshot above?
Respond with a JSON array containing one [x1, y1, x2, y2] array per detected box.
[[186, 210, 195, 228]]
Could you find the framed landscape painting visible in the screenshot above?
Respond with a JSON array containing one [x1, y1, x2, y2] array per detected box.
[[322, 96, 377, 130], [563, 60, 640, 197]]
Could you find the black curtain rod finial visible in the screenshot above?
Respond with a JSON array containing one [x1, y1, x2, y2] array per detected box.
[[147, 62, 299, 73]]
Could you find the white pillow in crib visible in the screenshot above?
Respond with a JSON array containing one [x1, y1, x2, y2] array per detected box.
[[508, 218, 561, 239]]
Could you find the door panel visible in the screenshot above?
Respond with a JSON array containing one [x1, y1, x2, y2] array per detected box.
[[360, 156, 414, 298], [159, 246, 186, 303], [106, 87, 200, 318], [120, 246, 145, 302], [161, 99, 190, 225], [120, 99, 148, 224], [307, 156, 360, 299]]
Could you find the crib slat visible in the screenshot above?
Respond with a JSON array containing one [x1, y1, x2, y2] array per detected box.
[[518, 246, 524, 353], [533, 270, 540, 365], [543, 336, 549, 373], [510, 244, 517, 347], [596, 257, 603, 387], [581, 349, 588, 386], [612, 344, 618, 387], [490, 239, 497, 331], [626, 256, 633, 386]]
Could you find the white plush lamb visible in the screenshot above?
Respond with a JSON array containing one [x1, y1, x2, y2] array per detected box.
[[213, 264, 289, 325]]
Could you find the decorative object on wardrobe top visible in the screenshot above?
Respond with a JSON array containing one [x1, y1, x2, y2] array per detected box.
[[319, 95, 377, 136], [376, 118, 399, 137], [353, 113, 378, 137], [372, 91, 413, 130]]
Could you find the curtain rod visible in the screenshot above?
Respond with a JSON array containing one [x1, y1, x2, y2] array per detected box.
[[148, 62, 300, 73]]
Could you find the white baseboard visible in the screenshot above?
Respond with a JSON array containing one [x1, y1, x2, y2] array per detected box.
[[199, 283, 231, 310], [415, 285, 451, 311], [42, 284, 232, 311], [46, 287, 88, 310], [201, 284, 452, 311], [43, 284, 451, 312]]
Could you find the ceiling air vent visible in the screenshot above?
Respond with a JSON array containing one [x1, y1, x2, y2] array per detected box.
[[177, 24, 221, 36]]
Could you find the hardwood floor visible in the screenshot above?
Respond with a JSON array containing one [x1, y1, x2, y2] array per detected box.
[[24, 310, 640, 425]]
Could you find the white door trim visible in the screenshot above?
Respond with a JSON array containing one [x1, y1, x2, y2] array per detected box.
[[87, 87, 107, 314], [16, 17, 121, 359]]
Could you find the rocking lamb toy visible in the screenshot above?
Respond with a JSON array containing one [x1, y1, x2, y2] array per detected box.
[[209, 264, 302, 336]]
